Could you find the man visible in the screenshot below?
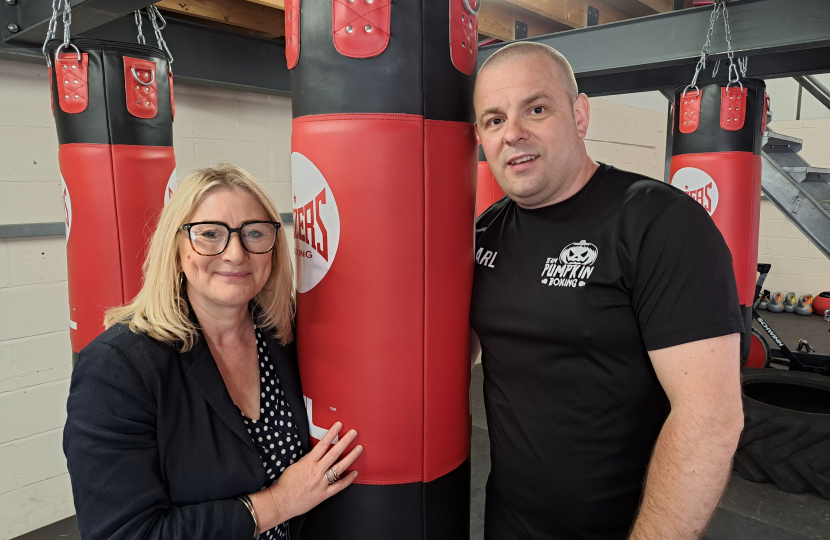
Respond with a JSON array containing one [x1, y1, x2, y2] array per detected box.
[[471, 42, 745, 540]]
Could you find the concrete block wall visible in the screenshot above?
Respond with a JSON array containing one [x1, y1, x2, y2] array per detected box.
[[758, 118, 830, 297], [0, 58, 294, 538], [0, 58, 75, 540], [767, 118, 830, 168], [587, 97, 667, 181]]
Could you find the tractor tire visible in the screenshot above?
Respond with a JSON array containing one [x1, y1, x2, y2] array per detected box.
[[734, 368, 830, 499]]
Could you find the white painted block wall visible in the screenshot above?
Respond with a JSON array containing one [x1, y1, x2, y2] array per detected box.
[[586, 97, 667, 181], [759, 118, 830, 297]]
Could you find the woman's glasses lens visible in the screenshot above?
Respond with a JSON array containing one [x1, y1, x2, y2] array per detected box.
[[188, 223, 277, 255]]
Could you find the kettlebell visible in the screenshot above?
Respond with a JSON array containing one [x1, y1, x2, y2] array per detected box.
[[783, 292, 797, 313], [757, 293, 770, 310], [813, 291, 830, 315], [795, 294, 813, 316], [767, 292, 784, 313]]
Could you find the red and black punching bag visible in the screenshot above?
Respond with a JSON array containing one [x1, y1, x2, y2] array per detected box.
[[669, 78, 767, 359], [287, 0, 478, 537], [476, 145, 505, 216], [47, 38, 176, 360]]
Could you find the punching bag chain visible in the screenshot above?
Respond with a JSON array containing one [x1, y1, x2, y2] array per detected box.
[[42, 0, 63, 67], [51, 0, 81, 65], [61, 0, 72, 48], [685, 0, 744, 96], [719, 2, 743, 90], [134, 10, 146, 45], [148, 6, 174, 66]]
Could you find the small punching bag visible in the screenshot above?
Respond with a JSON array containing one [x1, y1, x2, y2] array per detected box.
[[46, 6, 175, 360], [476, 145, 505, 216], [288, 0, 477, 537]]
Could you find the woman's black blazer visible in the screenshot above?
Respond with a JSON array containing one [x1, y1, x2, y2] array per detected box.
[[63, 322, 309, 540]]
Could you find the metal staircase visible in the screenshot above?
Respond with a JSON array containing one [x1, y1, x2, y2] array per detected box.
[[761, 130, 830, 259]]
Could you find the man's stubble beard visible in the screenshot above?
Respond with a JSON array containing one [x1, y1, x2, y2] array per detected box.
[[502, 152, 580, 208]]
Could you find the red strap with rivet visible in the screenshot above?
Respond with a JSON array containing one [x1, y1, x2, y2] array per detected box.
[[670, 101, 674, 135], [285, 0, 301, 68], [48, 66, 55, 116], [332, 0, 391, 59], [678, 89, 702, 134], [124, 57, 158, 119], [168, 67, 175, 121], [450, 0, 478, 75], [720, 86, 747, 131], [56, 53, 89, 114]]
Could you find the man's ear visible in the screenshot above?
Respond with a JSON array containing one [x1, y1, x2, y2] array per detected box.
[[474, 123, 480, 144], [573, 94, 591, 139]]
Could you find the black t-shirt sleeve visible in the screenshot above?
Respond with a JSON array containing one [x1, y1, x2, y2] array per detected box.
[[632, 195, 746, 351]]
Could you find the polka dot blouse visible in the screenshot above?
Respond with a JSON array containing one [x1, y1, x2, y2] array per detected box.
[[240, 328, 304, 539]]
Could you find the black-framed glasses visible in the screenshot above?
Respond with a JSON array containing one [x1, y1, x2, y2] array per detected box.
[[180, 221, 281, 256]]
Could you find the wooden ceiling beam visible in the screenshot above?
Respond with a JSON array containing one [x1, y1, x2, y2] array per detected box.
[[637, 0, 672, 12], [497, 0, 630, 29], [600, 0, 672, 16], [246, 0, 285, 9], [480, 0, 570, 40], [154, 0, 285, 38]]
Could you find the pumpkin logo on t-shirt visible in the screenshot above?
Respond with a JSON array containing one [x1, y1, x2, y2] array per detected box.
[[540, 240, 598, 288]]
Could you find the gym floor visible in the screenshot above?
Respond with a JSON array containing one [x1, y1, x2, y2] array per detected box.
[[14, 313, 830, 540], [753, 309, 829, 357]]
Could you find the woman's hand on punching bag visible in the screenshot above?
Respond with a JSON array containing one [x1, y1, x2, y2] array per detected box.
[[251, 422, 363, 530]]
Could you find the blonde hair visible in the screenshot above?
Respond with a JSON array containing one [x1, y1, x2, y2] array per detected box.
[[478, 42, 579, 104], [105, 163, 295, 351]]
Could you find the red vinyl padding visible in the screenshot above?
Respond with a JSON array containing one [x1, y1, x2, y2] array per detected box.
[[60, 143, 175, 353], [423, 119, 477, 480], [293, 114, 475, 484], [476, 160, 505, 216], [111, 145, 176, 299]]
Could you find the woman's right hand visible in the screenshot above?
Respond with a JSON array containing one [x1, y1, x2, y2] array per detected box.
[[250, 422, 363, 531]]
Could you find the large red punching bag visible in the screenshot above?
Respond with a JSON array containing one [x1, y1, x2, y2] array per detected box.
[[47, 32, 175, 360], [669, 75, 767, 359], [476, 145, 505, 216], [287, 0, 478, 537]]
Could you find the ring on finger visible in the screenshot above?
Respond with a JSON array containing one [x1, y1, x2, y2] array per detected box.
[[324, 467, 339, 485]]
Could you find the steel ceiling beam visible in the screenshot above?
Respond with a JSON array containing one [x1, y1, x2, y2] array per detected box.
[[1, 0, 828, 97], [0, 14, 292, 97], [0, 0, 155, 45], [478, 0, 830, 96], [82, 15, 292, 96]]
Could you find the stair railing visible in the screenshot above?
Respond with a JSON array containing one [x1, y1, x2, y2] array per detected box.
[[794, 75, 830, 112]]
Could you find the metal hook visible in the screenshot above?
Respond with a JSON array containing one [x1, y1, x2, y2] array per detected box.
[[681, 86, 700, 98], [462, 0, 480, 17], [131, 66, 156, 86], [54, 41, 81, 63]]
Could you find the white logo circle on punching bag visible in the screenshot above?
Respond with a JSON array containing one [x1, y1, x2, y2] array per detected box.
[[61, 174, 72, 243], [291, 152, 340, 293], [671, 167, 719, 216], [164, 168, 178, 205]]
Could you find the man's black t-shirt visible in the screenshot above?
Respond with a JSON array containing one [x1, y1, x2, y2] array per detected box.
[[470, 164, 744, 540]]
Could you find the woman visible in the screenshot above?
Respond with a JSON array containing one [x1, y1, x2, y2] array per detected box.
[[64, 163, 362, 539]]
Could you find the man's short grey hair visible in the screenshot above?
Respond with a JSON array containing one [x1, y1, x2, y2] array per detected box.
[[478, 42, 579, 104]]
